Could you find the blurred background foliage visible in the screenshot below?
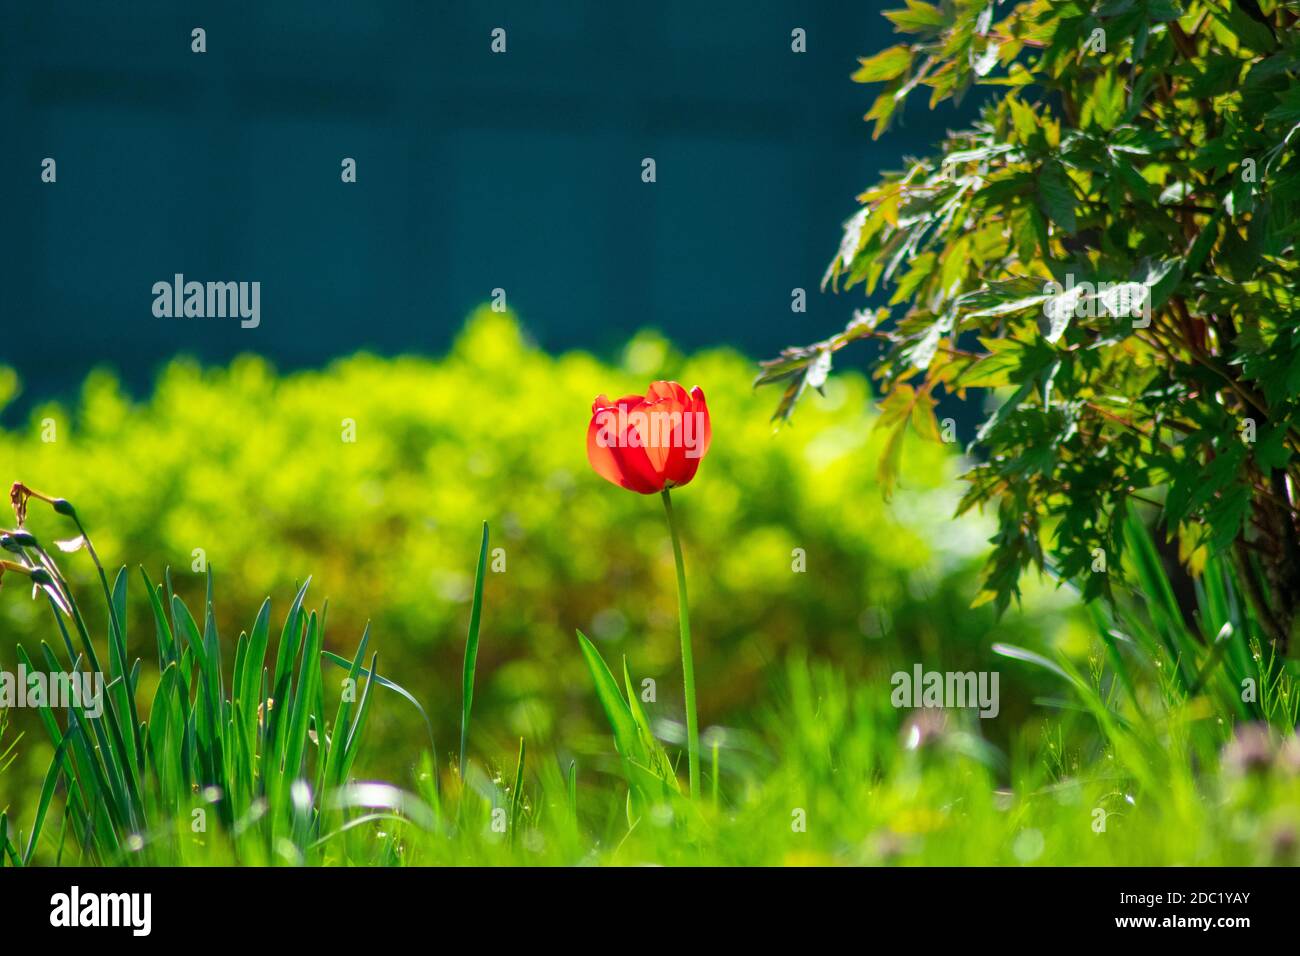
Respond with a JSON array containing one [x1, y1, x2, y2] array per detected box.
[[0, 307, 1079, 809], [1, 2, 981, 411]]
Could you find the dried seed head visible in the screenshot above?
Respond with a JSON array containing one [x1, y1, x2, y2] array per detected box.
[[7, 484, 74, 525], [9, 483, 30, 526]]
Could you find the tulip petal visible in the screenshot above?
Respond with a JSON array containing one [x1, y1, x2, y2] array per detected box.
[[587, 398, 664, 493], [634, 399, 674, 474], [587, 416, 639, 491], [647, 381, 688, 405], [612, 442, 665, 493], [689, 386, 712, 458]]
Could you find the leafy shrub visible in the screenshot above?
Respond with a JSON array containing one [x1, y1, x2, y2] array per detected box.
[[762, 0, 1300, 650], [999, 503, 1297, 737]]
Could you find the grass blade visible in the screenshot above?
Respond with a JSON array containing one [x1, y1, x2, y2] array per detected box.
[[24, 725, 79, 864], [509, 736, 525, 846], [459, 521, 489, 779], [322, 651, 437, 759]]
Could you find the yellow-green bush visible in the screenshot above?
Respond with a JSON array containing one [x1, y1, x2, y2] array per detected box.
[[0, 309, 1070, 792]]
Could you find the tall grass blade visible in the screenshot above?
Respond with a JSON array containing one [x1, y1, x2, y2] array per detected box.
[[509, 736, 525, 845], [25, 725, 79, 864], [322, 651, 437, 759], [459, 521, 489, 779]]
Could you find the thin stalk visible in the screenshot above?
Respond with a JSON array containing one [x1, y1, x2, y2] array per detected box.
[[661, 488, 700, 800]]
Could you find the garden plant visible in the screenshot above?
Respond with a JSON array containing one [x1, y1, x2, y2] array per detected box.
[[1, 0, 1299, 872]]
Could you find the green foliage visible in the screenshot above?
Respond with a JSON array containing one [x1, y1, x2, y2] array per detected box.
[[11, 306, 1294, 866], [0, 495, 395, 864], [998, 504, 1297, 742], [1, 375, 1298, 864], [1, 308, 1061, 803], [763, 0, 1300, 643], [574, 630, 679, 818]]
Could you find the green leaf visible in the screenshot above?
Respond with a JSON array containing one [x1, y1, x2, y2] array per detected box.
[[575, 630, 639, 760], [508, 737, 526, 843], [139, 568, 177, 668], [1224, 4, 1276, 53], [956, 349, 1021, 388], [459, 521, 490, 779], [883, 0, 945, 33], [24, 725, 79, 864], [322, 650, 437, 760], [1036, 162, 1077, 234], [622, 658, 678, 791], [975, 378, 1035, 445], [1084, 70, 1125, 130], [344, 652, 379, 771], [991, 642, 1074, 683], [1207, 484, 1251, 554], [323, 625, 372, 789], [852, 45, 912, 83]]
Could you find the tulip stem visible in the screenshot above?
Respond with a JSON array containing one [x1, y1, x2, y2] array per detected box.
[[661, 488, 700, 800]]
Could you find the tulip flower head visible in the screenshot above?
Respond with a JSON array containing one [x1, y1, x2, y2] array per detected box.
[[584, 381, 710, 797], [586, 381, 711, 493]]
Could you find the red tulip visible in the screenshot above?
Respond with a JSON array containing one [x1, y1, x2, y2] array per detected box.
[[586, 381, 712, 494], [585, 382, 710, 796]]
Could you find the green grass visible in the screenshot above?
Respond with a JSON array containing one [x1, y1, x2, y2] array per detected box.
[[1, 486, 1298, 867], [1, 489, 391, 865]]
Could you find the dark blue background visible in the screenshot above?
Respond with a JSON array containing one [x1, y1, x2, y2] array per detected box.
[[2, 1, 970, 412]]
